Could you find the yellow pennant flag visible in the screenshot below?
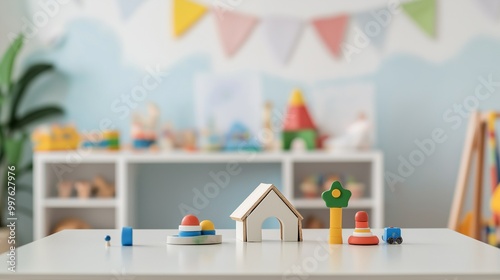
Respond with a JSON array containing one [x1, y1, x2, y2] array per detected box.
[[172, 0, 207, 38]]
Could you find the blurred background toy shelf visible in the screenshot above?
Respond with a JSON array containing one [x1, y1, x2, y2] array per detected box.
[[33, 150, 382, 239]]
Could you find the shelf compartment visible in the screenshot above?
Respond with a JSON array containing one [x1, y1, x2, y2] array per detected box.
[[293, 198, 373, 209], [44, 198, 117, 208]]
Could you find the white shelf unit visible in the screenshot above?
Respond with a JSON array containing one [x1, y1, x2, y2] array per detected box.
[[34, 151, 383, 239]]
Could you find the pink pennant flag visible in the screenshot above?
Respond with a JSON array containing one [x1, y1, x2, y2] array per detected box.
[[312, 14, 349, 58], [214, 10, 258, 57]]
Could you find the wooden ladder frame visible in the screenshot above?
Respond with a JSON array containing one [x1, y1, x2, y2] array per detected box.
[[448, 111, 498, 240]]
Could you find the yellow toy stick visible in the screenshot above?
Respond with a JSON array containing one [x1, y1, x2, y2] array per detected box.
[[322, 181, 351, 244]]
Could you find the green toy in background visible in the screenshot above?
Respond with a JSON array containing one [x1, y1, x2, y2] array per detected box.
[[282, 89, 317, 151]]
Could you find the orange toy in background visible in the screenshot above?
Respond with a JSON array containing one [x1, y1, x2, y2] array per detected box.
[[31, 125, 80, 151], [51, 218, 91, 234]]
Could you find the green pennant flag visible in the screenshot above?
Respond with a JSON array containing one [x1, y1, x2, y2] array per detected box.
[[402, 0, 437, 38]]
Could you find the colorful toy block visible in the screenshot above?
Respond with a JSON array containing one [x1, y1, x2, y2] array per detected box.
[[31, 125, 80, 151], [121, 226, 133, 246]]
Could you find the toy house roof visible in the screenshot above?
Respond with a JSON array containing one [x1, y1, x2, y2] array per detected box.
[[230, 183, 303, 221]]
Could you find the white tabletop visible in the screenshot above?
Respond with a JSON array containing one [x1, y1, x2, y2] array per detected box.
[[2, 229, 500, 280]]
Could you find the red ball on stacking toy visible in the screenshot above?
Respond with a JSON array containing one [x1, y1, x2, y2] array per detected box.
[[181, 214, 200, 226]]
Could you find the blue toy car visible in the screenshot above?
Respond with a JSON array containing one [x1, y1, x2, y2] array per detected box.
[[382, 227, 403, 244]]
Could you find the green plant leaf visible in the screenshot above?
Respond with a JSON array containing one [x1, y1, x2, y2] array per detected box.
[[10, 106, 63, 130], [5, 137, 24, 166], [8, 63, 54, 124], [0, 35, 23, 91]]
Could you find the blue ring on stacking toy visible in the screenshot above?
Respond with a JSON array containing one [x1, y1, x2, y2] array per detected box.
[[179, 231, 201, 237], [201, 230, 216, 235]]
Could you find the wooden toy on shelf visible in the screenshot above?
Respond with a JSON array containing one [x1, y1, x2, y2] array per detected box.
[[122, 227, 133, 246], [160, 122, 176, 151], [75, 181, 92, 199], [57, 181, 73, 198], [381, 227, 403, 244], [51, 218, 90, 234], [104, 235, 111, 247], [346, 176, 365, 199], [300, 176, 319, 198], [166, 215, 222, 245], [31, 124, 80, 151], [348, 211, 379, 245], [282, 89, 317, 151], [230, 183, 303, 242], [93, 176, 115, 198], [262, 101, 280, 151], [321, 181, 351, 244], [182, 130, 197, 151]]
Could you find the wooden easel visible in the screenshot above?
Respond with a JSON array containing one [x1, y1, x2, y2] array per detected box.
[[448, 111, 497, 240]]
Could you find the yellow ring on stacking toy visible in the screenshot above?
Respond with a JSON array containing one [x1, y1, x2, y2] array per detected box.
[[331, 189, 341, 198]]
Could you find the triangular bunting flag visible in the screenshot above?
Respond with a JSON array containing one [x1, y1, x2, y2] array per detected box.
[[476, 0, 500, 20], [118, 0, 148, 20], [312, 14, 349, 58], [402, 0, 437, 38], [173, 0, 207, 38], [354, 11, 389, 50], [261, 16, 304, 64], [214, 10, 257, 57]]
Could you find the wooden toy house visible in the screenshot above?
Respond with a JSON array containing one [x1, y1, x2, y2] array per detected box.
[[230, 183, 303, 242]]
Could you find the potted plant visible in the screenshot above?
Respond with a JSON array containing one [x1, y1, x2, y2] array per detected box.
[[0, 35, 64, 252]]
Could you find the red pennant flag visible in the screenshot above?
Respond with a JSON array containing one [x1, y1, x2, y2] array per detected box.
[[312, 14, 349, 58], [214, 10, 258, 57]]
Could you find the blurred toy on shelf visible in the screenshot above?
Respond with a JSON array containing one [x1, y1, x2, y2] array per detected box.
[[56, 175, 115, 199], [75, 181, 92, 199], [224, 122, 260, 151], [345, 176, 366, 199], [282, 89, 317, 151], [57, 181, 73, 198], [262, 101, 281, 151], [160, 122, 176, 151], [181, 129, 198, 152], [31, 124, 80, 151], [198, 118, 222, 151], [81, 130, 120, 151], [300, 175, 319, 198], [52, 218, 90, 234], [325, 112, 371, 151], [93, 176, 115, 198], [131, 103, 159, 150], [304, 215, 325, 229], [323, 174, 341, 191]]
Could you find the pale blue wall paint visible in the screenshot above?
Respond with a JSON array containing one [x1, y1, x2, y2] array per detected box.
[[16, 18, 500, 244]]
